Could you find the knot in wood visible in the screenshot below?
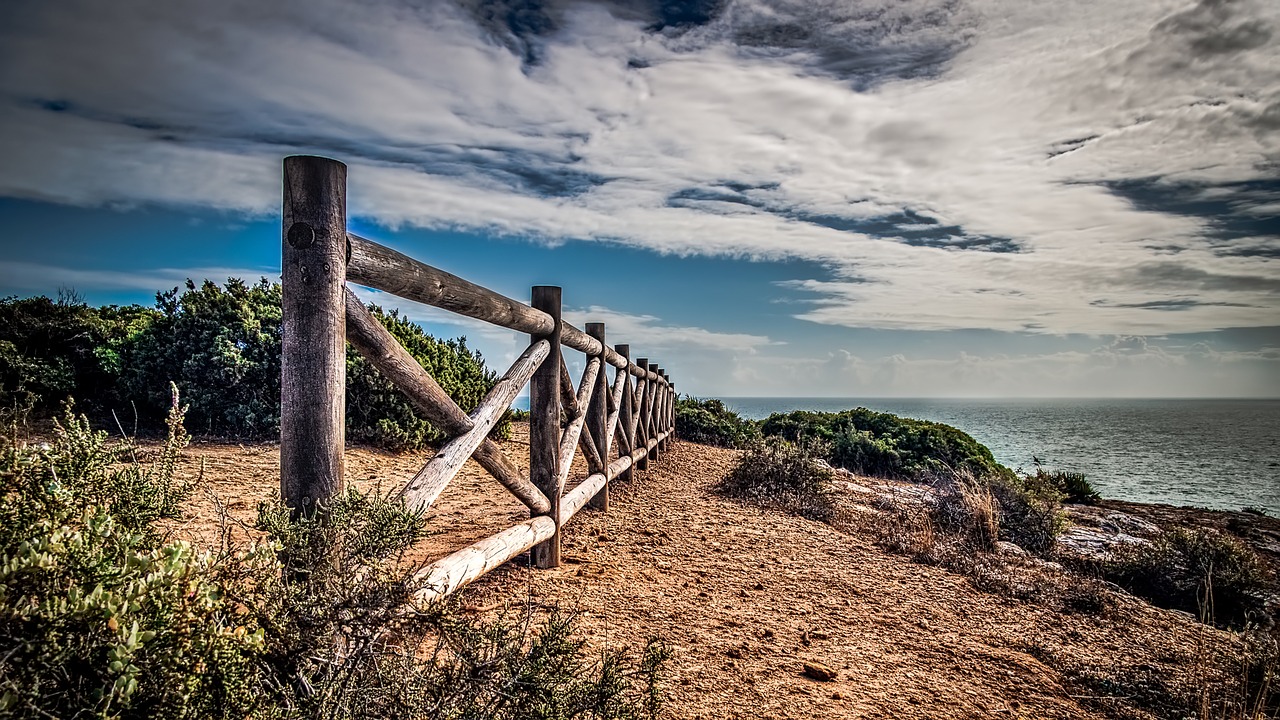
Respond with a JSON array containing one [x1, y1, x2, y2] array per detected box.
[[287, 222, 316, 249]]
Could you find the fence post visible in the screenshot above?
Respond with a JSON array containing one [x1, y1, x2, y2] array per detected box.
[[615, 344, 634, 485], [634, 357, 649, 470], [280, 155, 348, 517], [585, 323, 609, 511], [670, 381, 680, 443], [530, 286, 563, 568]]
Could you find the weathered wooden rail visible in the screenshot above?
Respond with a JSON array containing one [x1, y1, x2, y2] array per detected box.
[[279, 156, 676, 602]]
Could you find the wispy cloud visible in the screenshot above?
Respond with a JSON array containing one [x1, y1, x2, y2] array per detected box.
[[0, 0, 1276, 337], [0, 261, 275, 295]]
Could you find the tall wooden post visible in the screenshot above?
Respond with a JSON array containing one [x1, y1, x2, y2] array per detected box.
[[281, 155, 347, 517], [669, 380, 676, 445], [615, 344, 634, 485], [634, 357, 650, 470], [663, 373, 672, 451], [585, 323, 609, 511], [530, 286, 562, 568]]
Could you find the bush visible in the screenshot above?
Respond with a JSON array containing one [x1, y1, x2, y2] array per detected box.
[[0, 292, 157, 417], [1105, 528, 1273, 628], [760, 408, 1009, 481], [120, 279, 284, 438], [0, 399, 669, 718], [675, 396, 759, 448], [719, 436, 839, 522], [989, 473, 1065, 554], [1025, 458, 1099, 504], [114, 279, 505, 449]]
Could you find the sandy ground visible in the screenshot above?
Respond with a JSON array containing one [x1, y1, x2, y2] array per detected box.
[[170, 430, 1255, 720]]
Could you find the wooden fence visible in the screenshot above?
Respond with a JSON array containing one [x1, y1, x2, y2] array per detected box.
[[279, 155, 676, 603]]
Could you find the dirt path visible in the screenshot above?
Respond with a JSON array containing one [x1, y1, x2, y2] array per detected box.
[[177, 435, 1238, 720]]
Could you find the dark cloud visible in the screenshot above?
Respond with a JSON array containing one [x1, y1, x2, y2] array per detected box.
[[1102, 177, 1280, 257], [1091, 298, 1258, 311], [1130, 262, 1280, 294], [716, 0, 978, 89], [669, 186, 1019, 252], [1148, 0, 1273, 57]]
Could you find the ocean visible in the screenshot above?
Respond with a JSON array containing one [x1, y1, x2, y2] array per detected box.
[[717, 398, 1280, 515]]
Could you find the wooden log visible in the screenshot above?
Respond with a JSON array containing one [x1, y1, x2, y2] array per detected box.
[[648, 363, 662, 462], [585, 323, 609, 511], [400, 340, 549, 512], [530, 286, 562, 569], [281, 156, 347, 516], [415, 516, 556, 604], [614, 344, 635, 484], [344, 290, 550, 515], [555, 356, 600, 489], [561, 322, 603, 358], [559, 356, 604, 472], [634, 357, 650, 470], [559, 357, 581, 419], [347, 233, 553, 336]]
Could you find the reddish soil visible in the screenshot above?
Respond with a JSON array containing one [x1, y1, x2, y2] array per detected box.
[[172, 430, 1257, 720]]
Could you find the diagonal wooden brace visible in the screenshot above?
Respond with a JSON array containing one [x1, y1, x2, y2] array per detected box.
[[400, 340, 550, 512], [344, 289, 550, 515]]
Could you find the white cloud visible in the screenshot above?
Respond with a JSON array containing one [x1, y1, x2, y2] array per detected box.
[[0, 0, 1277, 338], [0, 261, 275, 295]]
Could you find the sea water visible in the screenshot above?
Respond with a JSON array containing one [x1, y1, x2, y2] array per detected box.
[[717, 398, 1280, 515]]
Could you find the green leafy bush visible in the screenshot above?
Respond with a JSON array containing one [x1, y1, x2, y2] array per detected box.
[[120, 279, 284, 438], [988, 473, 1065, 554], [719, 436, 839, 522], [0, 279, 510, 450], [1025, 458, 1099, 504], [0, 292, 158, 417], [675, 396, 759, 448], [0, 400, 669, 718], [1105, 528, 1273, 628], [760, 408, 1009, 481]]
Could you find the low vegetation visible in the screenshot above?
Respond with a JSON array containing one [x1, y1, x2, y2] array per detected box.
[[1103, 527, 1274, 629], [0, 282, 507, 450], [718, 436, 840, 523], [0, 398, 668, 718], [760, 407, 1009, 481], [674, 396, 759, 449]]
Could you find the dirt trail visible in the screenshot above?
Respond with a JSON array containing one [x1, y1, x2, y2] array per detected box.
[[177, 435, 1233, 720]]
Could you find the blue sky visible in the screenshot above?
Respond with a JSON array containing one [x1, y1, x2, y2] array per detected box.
[[1, 0, 1277, 397]]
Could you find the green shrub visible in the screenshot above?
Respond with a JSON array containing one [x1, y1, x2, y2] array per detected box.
[[1105, 528, 1273, 628], [988, 474, 1065, 554], [0, 393, 261, 718], [675, 396, 759, 448], [0, 400, 669, 718], [1025, 458, 1099, 504], [719, 436, 839, 522], [0, 293, 157, 416], [760, 408, 1009, 481], [114, 279, 504, 449]]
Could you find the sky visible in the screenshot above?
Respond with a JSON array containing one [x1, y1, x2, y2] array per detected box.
[[0, 0, 1277, 398]]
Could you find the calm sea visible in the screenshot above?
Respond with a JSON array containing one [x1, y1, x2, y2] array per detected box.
[[717, 398, 1280, 515]]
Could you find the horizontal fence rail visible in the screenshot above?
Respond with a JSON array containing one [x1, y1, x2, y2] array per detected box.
[[280, 155, 676, 603]]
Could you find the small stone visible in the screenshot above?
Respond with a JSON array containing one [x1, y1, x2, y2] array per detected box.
[[726, 646, 745, 659], [753, 582, 765, 591], [831, 691, 844, 700], [802, 661, 838, 682], [762, 628, 775, 639]]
